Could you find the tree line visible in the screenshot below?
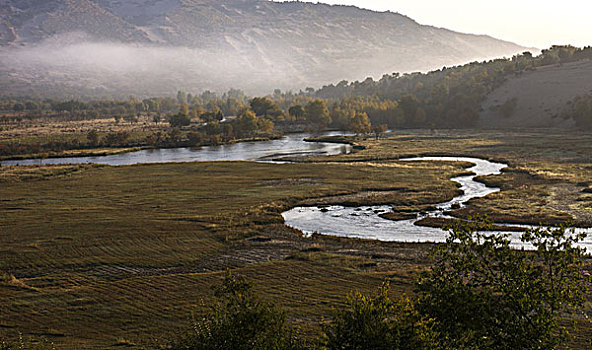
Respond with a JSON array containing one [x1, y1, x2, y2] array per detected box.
[[2, 45, 591, 158]]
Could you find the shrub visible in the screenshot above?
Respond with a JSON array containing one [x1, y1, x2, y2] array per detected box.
[[324, 282, 440, 350], [169, 113, 191, 127], [172, 270, 306, 350], [417, 218, 590, 350]]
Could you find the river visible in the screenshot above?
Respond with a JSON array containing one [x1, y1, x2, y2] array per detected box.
[[0, 132, 352, 166], [4, 135, 590, 250], [282, 157, 592, 251]]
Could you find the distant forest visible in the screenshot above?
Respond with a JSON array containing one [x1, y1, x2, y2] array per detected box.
[[2, 45, 591, 151]]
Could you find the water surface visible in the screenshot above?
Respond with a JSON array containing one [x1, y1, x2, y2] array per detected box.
[[1, 132, 352, 166], [282, 157, 592, 251]]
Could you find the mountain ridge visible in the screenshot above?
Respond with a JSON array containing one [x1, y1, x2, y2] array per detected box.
[[0, 0, 531, 96]]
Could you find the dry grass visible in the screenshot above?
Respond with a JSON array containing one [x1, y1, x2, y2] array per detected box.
[[1, 129, 591, 348], [0, 160, 458, 348]]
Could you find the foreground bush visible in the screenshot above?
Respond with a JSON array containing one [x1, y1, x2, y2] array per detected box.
[[172, 219, 589, 349], [172, 270, 305, 350], [324, 283, 440, 350], [417, 219, 590, 350]]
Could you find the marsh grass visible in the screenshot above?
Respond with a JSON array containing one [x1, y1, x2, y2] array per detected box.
[[1, 129, 591, 348]]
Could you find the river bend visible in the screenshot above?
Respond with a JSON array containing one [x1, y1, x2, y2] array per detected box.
[[282, 157, 592, 251]]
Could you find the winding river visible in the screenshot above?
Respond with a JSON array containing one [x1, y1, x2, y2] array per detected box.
[[282, 157, 592, 251]]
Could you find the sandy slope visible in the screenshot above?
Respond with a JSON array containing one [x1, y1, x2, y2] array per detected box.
[[478, 60, 592, 128]]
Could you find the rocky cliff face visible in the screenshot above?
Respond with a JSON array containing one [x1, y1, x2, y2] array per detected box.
[[0, 0, 529, 96]]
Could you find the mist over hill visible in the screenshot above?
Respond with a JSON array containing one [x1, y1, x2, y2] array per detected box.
[[0, 0, 529, 97]]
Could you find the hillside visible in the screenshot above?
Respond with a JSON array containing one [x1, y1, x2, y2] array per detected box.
[[0, 0, 528, 96], [478, 60, 592, 128]]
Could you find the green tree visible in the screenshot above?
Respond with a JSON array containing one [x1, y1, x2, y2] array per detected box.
[[398, 94, 420, 123], [417, 218, 590, 350], [169, 113, 191, 127], [204, 121, 221, 136], [349, 112, 372, 135], [172, 270, 305, 350], [325, 283, 440, 350], [288, 105, 305, 120], [186, 131, 203, 146], [250, 97, 284, 120], [237, 110, 259, 137], [258, 118, 275, 134], [330, 105, 354, 130], [413, 107, 427, 125], [304, 100, 331, 129]]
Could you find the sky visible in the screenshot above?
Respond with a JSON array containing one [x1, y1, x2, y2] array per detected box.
[[275, 0, 592, 49]]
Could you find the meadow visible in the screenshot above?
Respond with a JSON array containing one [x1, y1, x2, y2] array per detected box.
[[1, 129, 591, 348]]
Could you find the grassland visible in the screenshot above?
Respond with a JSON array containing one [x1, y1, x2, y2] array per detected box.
[[1, 129, 591, 348], [319, 129, 592, 227], [0, 117, 161, 160]]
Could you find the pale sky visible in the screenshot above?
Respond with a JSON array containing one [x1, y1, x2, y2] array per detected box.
[[275, 0, 592, 49]]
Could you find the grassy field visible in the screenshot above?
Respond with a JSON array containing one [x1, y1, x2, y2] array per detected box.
[[320, 129, 592, 227], [1, 129, 591, 348]]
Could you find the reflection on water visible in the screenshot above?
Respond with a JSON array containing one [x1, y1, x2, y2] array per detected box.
[[1, 132, 352, 166], [282, 157, 592, 251]]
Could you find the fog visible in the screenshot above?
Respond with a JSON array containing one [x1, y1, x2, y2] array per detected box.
[[0, 34, 306, 98]]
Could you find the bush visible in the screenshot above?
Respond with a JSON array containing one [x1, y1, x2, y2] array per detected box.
[[169, 112, 191, 127], [417, 218, 590, 350], [324, 283, 441, 350], [172, 270, 306, 350]]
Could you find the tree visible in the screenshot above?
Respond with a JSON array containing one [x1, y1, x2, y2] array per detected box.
[[169, 113, 191, 127], [349, 112, 372, 135], [179, 104, 190, 116], [87, 130, 100, 146], [562, 94, 592, 129], [398, 94, 420, 122], [250, 97, 284, 120], [204, 121, 221, 136], [237, 110, 259, 137], [325, 283, 441, 350], [187, 132, 203, 146], [172, 270, 305, 350], [413, 107, 427, 125], [177, 90, 188, 105], [372, 124, 388, 139], [330, 105, 354, 130], [288, 105, 305, 120], [258, 118, 274, 134], [417, 218, 590, 350], [304, 99, 331, 129]]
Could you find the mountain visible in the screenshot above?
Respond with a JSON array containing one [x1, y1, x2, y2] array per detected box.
[[0, 0, 530, 97]]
